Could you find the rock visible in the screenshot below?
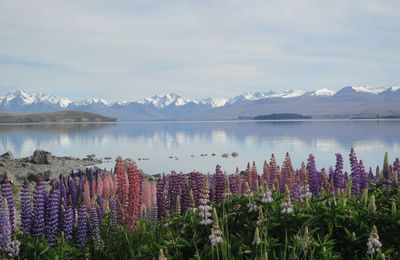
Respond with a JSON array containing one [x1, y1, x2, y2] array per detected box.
[[30, 150, 53, 164], [0, 161, 8, 167], [221, 153, 229, 158], [0, 151, 14, 160], [231, 152, 239, 158]]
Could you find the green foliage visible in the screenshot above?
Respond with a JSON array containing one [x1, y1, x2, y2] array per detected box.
[[9, 183, 400, 259]]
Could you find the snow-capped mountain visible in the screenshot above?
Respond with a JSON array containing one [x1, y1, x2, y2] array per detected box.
[[1, 85, 399, 120]]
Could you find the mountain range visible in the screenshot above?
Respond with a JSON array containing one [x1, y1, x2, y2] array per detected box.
[[1, 86, 399, 121]]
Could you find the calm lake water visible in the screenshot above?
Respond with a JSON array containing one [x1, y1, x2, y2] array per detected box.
[[0, 120, 399, 175]]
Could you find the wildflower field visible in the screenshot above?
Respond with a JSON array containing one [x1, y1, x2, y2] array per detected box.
[[1, 149, 400, 259]]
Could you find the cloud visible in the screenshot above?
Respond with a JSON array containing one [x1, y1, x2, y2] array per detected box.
[[0, 0, 399, 100]]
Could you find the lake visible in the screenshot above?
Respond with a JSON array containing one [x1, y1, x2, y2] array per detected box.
[[0, 120, 399, 175]]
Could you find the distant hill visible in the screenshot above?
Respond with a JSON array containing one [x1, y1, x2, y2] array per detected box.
[[253, 113, 311, 120], [0, 111, 117, 123]]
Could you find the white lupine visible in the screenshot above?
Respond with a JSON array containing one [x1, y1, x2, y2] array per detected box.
[[367, 225, 382, 255], [209, 208, 223, 246]]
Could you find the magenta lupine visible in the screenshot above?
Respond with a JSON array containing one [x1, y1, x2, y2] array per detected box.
[[46, 183, 61, 246], [20, 179, 32, 235], [0, 197, 12, 253], [333, 153, 344, 190], [127, 161, 141, 232], [281, 152, 293, 192], [233, 167, 242, 194], [156, 176, 166, 219], [115, 157, 129, 222], [1, 172, 15, 231], [32, 177, 47, 236], [307, 154, 319, 196], [77, 203, 88, 247], [250, 161, 259, 192], [269, 154, 279, 188], [214, 165, 225, 203]]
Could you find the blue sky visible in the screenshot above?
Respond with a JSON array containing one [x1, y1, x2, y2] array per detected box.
[[0, 0, 399, 100]]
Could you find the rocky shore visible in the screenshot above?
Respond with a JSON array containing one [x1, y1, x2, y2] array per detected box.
[[0, 150, 103, 184]]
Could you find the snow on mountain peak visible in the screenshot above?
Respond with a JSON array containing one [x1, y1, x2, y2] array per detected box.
[[352, 85, 386, 94], [200, 97, 229, 108], [279, 89, 306, 98], [138, 93, 192, 108], [310, 88, 336, 96]]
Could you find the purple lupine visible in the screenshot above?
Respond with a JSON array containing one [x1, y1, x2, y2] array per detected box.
[[109, 197, 118, 231], [68, 176, 78, 209], [307, 154, 320, 196], [62, 204, 74, 240], [349, 148, 360, 195], [393, 158, 400, 181], [46, 183, 61, 246], [189, 171, 204, 206], [20, 179, 32, 234], [1, 172, 15, 231], [269, 154, 279, 188], [359, 160, 368, 192], [214, 165, 225, 203], [89, 204, 103, 250], [333, 153, 345, 190], [77, 203, 88, 247], [167, 171, 185, 212], [0, 197, 12, 253], [32, 177, 47, 236], [156, 176, 166, 219], [180, 179, 190, 213], [96, 196, 104, 221]]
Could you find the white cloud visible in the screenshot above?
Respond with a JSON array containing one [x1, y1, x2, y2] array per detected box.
[[0, 0, 399, 99]]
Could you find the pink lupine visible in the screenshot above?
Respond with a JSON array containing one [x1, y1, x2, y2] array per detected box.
[[127, 161, 141, 232], [115, 157, 129, 222]]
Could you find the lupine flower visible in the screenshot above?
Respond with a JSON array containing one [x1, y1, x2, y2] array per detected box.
[[368, 195, 376, 214], [367, 225, 382, 255], [349, 148, 361, 195], [198, 176, 212, 225], [127, 161, 141, 232], [77, 203, 88, 247], [1, 171, 15, 231], [359, 160, 368, 192], [269, 154, 279, 188], [256, 207, 267, 226], [188, 189, 197, 213], [209, 207, 223, 246], [89, 203, 104, 251], [7, 240, 20, 257], [46, 183, 61, 246], [115, 157, 129, 222], [252, 227, 261, 245], [180, 180, 190, 214], [62, 204, 74, 240], [109, 197, 118, 232], [260, 183, 273, 204], [32, 177, 47, 236], [156, 176, 166, 219], [333, 153, 345, 190], [159, 248, 167, 260], [189, 171, 204, 206], [214, 165, 225, 203], [281, 186, 294, 214], [247, 196, 258, 213], [0, 197, 11, 253], [307, 154, 320, 196], [175, 195, 181, 215], [223, 174, 232, 199], [20, 179, 32, 234]]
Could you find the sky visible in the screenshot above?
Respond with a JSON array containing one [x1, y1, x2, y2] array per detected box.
[[0, 0, 399, 101]]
